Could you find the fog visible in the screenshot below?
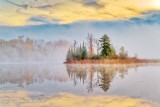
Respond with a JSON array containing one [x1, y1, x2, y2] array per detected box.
[[0, 36, 70, 63], [0, 22, 160, 59]]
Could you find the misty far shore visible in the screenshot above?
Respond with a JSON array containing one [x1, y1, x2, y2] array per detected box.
[[0, 36, 70, 62]]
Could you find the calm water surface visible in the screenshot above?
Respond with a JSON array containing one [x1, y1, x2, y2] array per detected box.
[[0, 63, 160, 107]]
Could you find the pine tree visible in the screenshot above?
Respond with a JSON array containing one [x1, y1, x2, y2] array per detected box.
[[99, 34, 112, 58], [66, 47, 73, 60], [81, 42, 87, 59], [75, 46, 81, 60], [109, 45, 117, 59]]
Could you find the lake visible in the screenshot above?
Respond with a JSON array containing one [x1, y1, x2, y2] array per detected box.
[[0, 63, 160, 107]]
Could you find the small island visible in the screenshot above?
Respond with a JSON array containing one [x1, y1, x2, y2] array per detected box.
[[65, 34, 160, 64]]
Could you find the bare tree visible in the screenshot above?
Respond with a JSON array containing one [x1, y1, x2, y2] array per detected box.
[[87, 34, 94, 58], [73, 40, 77, 53], [94, 39, 100, 55]]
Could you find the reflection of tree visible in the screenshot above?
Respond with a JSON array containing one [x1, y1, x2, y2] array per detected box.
[[99, 68, 116, 92], [87, 67, 94, 92], [66, 64, 147, 93], [67, 65, 87, 86], [118, 66, 128, 79]]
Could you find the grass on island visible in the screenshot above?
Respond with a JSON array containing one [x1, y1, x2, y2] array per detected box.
[[65, 58, 160, 64]]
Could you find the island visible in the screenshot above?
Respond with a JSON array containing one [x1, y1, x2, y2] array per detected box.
[[65, 34, 160, 64]]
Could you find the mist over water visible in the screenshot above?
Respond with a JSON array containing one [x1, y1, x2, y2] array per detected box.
[[1, 0, 160, 106], [1, 23, 160, 59], [0, 37, 70, 63], [0, 36, 160, 107], [0, 63, 160, 107]]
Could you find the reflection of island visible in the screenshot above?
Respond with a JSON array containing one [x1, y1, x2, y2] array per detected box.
[[66, 64, 151, 92], [0, 63, 158, 92]]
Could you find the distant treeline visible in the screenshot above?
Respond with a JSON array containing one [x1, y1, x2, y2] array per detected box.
[[0, 36, 70, 62], [66, 34, 137, 61]]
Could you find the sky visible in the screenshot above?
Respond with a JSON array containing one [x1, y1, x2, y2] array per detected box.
[[0, 0, 160, 58]]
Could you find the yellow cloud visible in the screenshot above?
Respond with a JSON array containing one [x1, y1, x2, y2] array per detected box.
[[0, 0, 160, 26], [0, 91, 159, 107]]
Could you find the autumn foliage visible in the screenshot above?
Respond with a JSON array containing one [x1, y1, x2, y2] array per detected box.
[[65, 58, 160, 64], [66, 34, 160, 64]]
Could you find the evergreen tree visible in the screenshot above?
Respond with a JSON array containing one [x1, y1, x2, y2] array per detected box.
[[81, 42, 87, 59], [99, 34, 112, 58], [75, 46, 81, 60], [66, 47, 73, 60], [109, 45, 117, 59]]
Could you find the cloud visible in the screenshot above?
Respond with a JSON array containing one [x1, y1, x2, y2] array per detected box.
[[81, 0, 102, 7], [129, 11, 160, 25], [1, 0, 160, 26], [28, 16, 60, 24]]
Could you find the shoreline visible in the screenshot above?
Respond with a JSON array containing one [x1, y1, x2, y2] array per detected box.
[[64, 59, 160, 64]]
